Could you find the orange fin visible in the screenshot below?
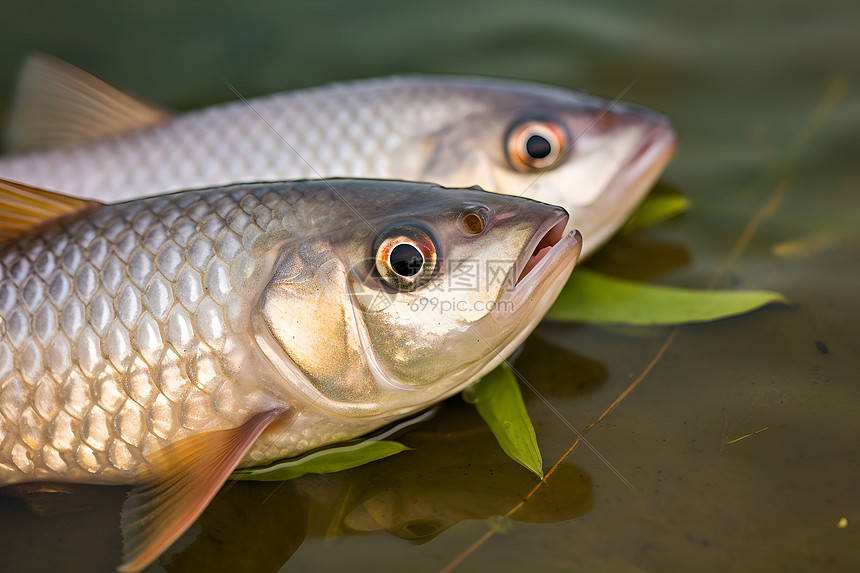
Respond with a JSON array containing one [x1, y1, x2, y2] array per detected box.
[[0, 177, 101, 239], [5, 53, 170, 154], [118, 407, 292, 573]]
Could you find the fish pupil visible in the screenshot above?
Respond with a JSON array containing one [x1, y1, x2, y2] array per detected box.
[[463, 212, 484, 234], [390, 243, 424, 277], [526, 134, 552, 159]]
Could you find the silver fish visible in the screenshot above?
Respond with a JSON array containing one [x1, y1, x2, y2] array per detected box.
[[0, 176, 580, 571], [0, 54, 675, 257]]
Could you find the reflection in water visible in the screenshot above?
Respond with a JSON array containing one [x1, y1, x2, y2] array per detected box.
[[586, 185, 692, 282], [587, 234, 692, 282], [514, 335, 609, 398], [0, 483, 126, 573], [0, 381, 599, 573], [165, 400, 594, 572], [1, 1, 859, 571]]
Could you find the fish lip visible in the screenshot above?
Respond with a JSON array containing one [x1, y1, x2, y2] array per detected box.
[[505, 226, 582, 309], [576, 119, 677, 256], [483, 227, 581, 355], [602, 120, 677, 206], [630, 121, 677, 171], [514, 208, 570, 284], [456, 227, 578, 413]]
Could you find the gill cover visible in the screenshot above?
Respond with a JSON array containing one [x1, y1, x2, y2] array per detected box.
[[255, 237, 382, 406]]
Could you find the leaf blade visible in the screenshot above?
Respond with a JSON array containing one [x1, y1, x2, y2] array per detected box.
[[547, 269, 789, 325], [622, 188, 691, 234], [232, 440, 409, 482], [464, 364, 543, 478]]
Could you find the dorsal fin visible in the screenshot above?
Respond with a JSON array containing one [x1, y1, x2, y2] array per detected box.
[[0, 177, 101, 239], [118, 407, 292, 573], [5, 53, 170, 154]]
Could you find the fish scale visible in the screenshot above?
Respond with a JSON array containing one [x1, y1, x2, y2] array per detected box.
[[0, 60, 677, 259], [0, 80, 474, 201], [0, 183, 338, 484]]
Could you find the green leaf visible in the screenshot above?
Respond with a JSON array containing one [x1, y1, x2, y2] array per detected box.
[[547, 268, 789, 325], [232, 440, 409, 482], [464, 364, 543, 478], [622, 188, 691, 234]]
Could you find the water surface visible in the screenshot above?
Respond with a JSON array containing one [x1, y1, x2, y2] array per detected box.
[[0, 1, 858, 571]]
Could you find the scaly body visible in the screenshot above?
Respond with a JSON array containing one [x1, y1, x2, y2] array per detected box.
[[0, 183, 355, 484], [0, 56, 676, 256], [0, 180, 581, 572], [0, 177, 580, 571], [1, 77, 463, 199]]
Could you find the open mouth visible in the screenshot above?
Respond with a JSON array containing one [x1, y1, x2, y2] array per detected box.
[[479, 216, 581, 379], [517, 209, 570, 283]]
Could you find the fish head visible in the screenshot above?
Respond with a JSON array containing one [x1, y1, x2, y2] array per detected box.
[[253, 181, 581, 421], [417, 79, 677, 257]]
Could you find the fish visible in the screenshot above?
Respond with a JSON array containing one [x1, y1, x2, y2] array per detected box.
[[0, 54, 675, 258], [0, 176, 581, 571]]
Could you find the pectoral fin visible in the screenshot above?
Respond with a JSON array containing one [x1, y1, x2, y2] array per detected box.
[[118, 407, 292, 573], [5, 53, 169, 153], [0, 177, 100, 239]]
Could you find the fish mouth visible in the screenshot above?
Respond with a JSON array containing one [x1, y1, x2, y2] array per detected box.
[[504, 207, 582, 311], [469, 221, 580, 382], [516, 208, 570, 283], [510, 229, 581, 304], [580, 119, 677, 257], [624, 122, 677, 184], [603, 119, 677, 205]]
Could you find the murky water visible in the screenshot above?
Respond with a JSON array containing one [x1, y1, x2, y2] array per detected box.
[[1, 1, 858, 571]]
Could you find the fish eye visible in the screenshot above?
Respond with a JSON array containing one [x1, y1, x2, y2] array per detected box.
[[506, 118, 569, 172], [462, 212, 484, 234], [374, 224, 438, 291]]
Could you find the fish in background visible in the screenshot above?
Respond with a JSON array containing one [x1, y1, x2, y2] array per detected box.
[[0, 176, 581, 571], [0, 54, 675, 257]]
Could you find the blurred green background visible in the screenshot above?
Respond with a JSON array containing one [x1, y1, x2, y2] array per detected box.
[[1, 1, 858, 572]]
